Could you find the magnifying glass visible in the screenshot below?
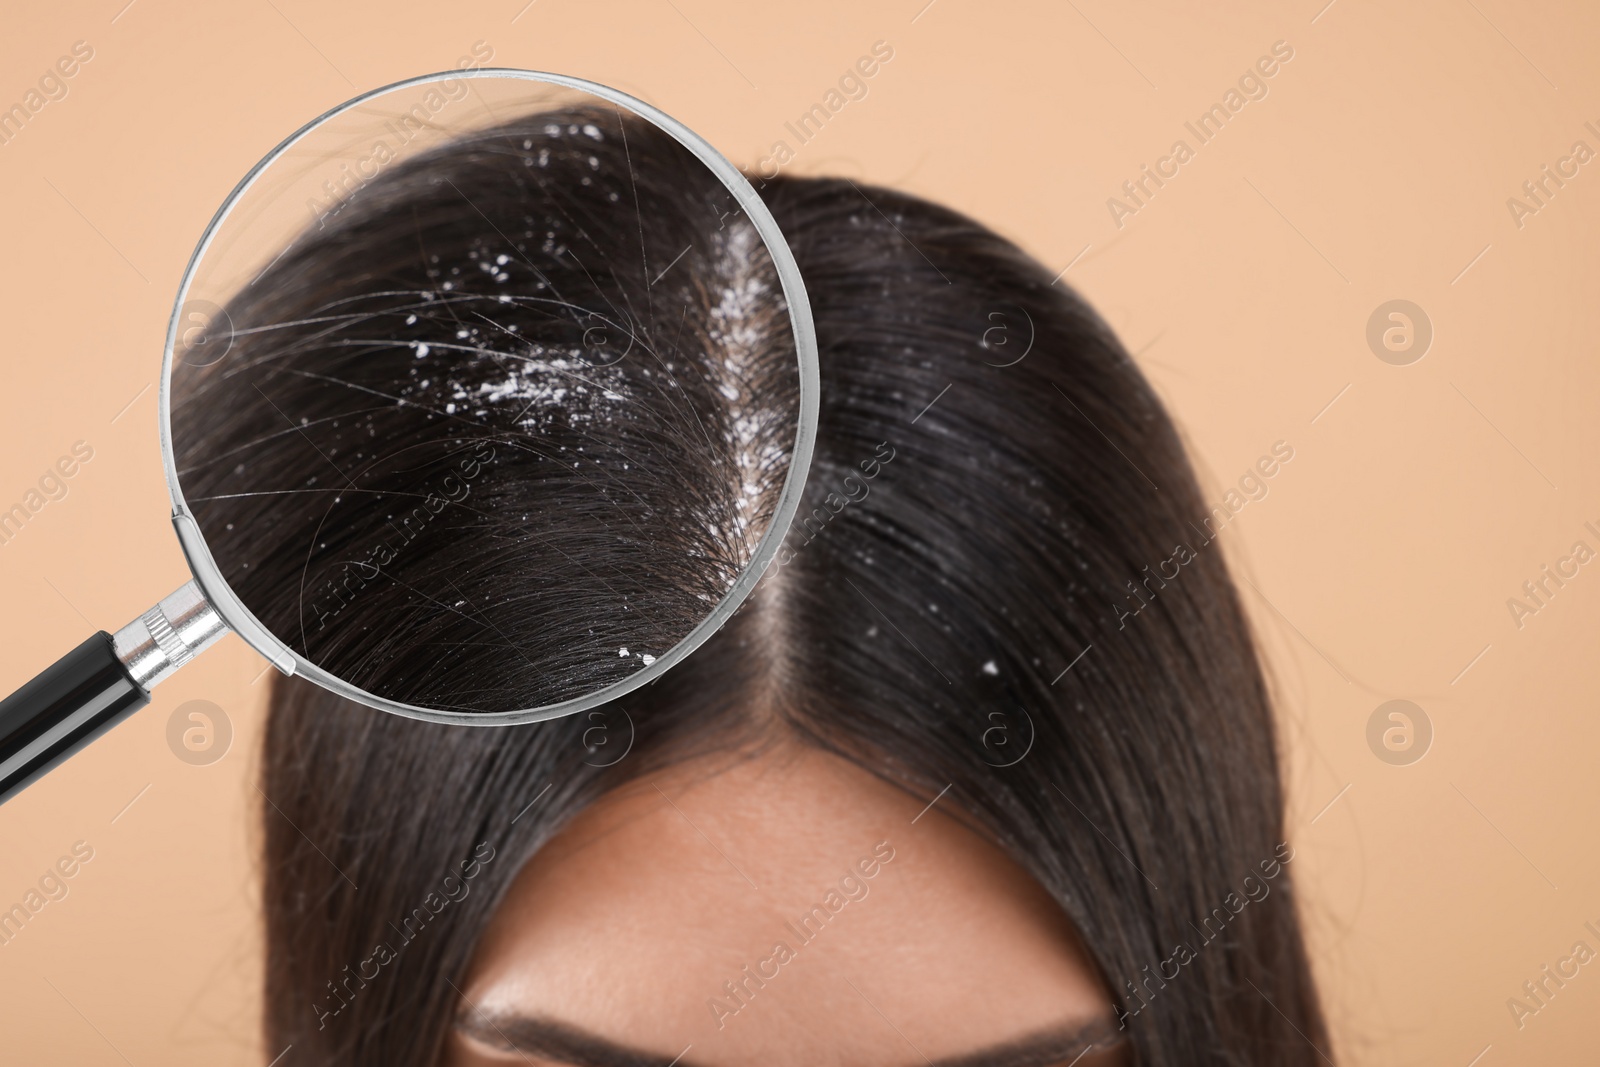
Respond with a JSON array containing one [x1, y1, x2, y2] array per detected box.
[[0, 69, 817, 804]]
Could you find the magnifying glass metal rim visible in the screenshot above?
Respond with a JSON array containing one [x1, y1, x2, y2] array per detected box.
[[159, 67, 819, 727]]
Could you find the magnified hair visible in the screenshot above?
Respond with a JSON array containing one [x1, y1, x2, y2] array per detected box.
[[170, 107, 798, 715]]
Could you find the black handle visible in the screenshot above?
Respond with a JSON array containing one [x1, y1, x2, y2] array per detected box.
[[0, 631, 150, 805]]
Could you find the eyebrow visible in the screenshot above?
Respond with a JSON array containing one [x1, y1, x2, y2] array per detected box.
[[926, 1017, 1128, 1067], [454, 1011, 704, 1067], [454, 1011, 1126, 1067]]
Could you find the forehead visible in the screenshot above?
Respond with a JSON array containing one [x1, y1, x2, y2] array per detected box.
[[456, 745, 1111, 1065]]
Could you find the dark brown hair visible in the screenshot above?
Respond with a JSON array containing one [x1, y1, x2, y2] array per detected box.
[[177, 107, 1328, 1065]]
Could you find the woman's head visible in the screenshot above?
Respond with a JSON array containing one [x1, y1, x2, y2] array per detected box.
[[180, 107, 1327, 1065]]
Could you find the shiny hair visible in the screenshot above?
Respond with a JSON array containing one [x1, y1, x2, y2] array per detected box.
[[178, 107, 1329, 1065]]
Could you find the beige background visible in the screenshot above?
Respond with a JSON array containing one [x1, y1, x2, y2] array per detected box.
[[1, 1, 1597, 1063]]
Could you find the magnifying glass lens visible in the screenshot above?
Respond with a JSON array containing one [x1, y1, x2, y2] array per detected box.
[[166, 74, 813, 721]]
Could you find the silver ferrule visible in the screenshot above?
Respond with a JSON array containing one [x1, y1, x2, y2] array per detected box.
[[111, 580, 228, 690]]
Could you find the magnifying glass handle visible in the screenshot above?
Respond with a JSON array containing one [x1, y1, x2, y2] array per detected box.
[[0, 581, 226, 806], [0, 633, 149, 805]]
